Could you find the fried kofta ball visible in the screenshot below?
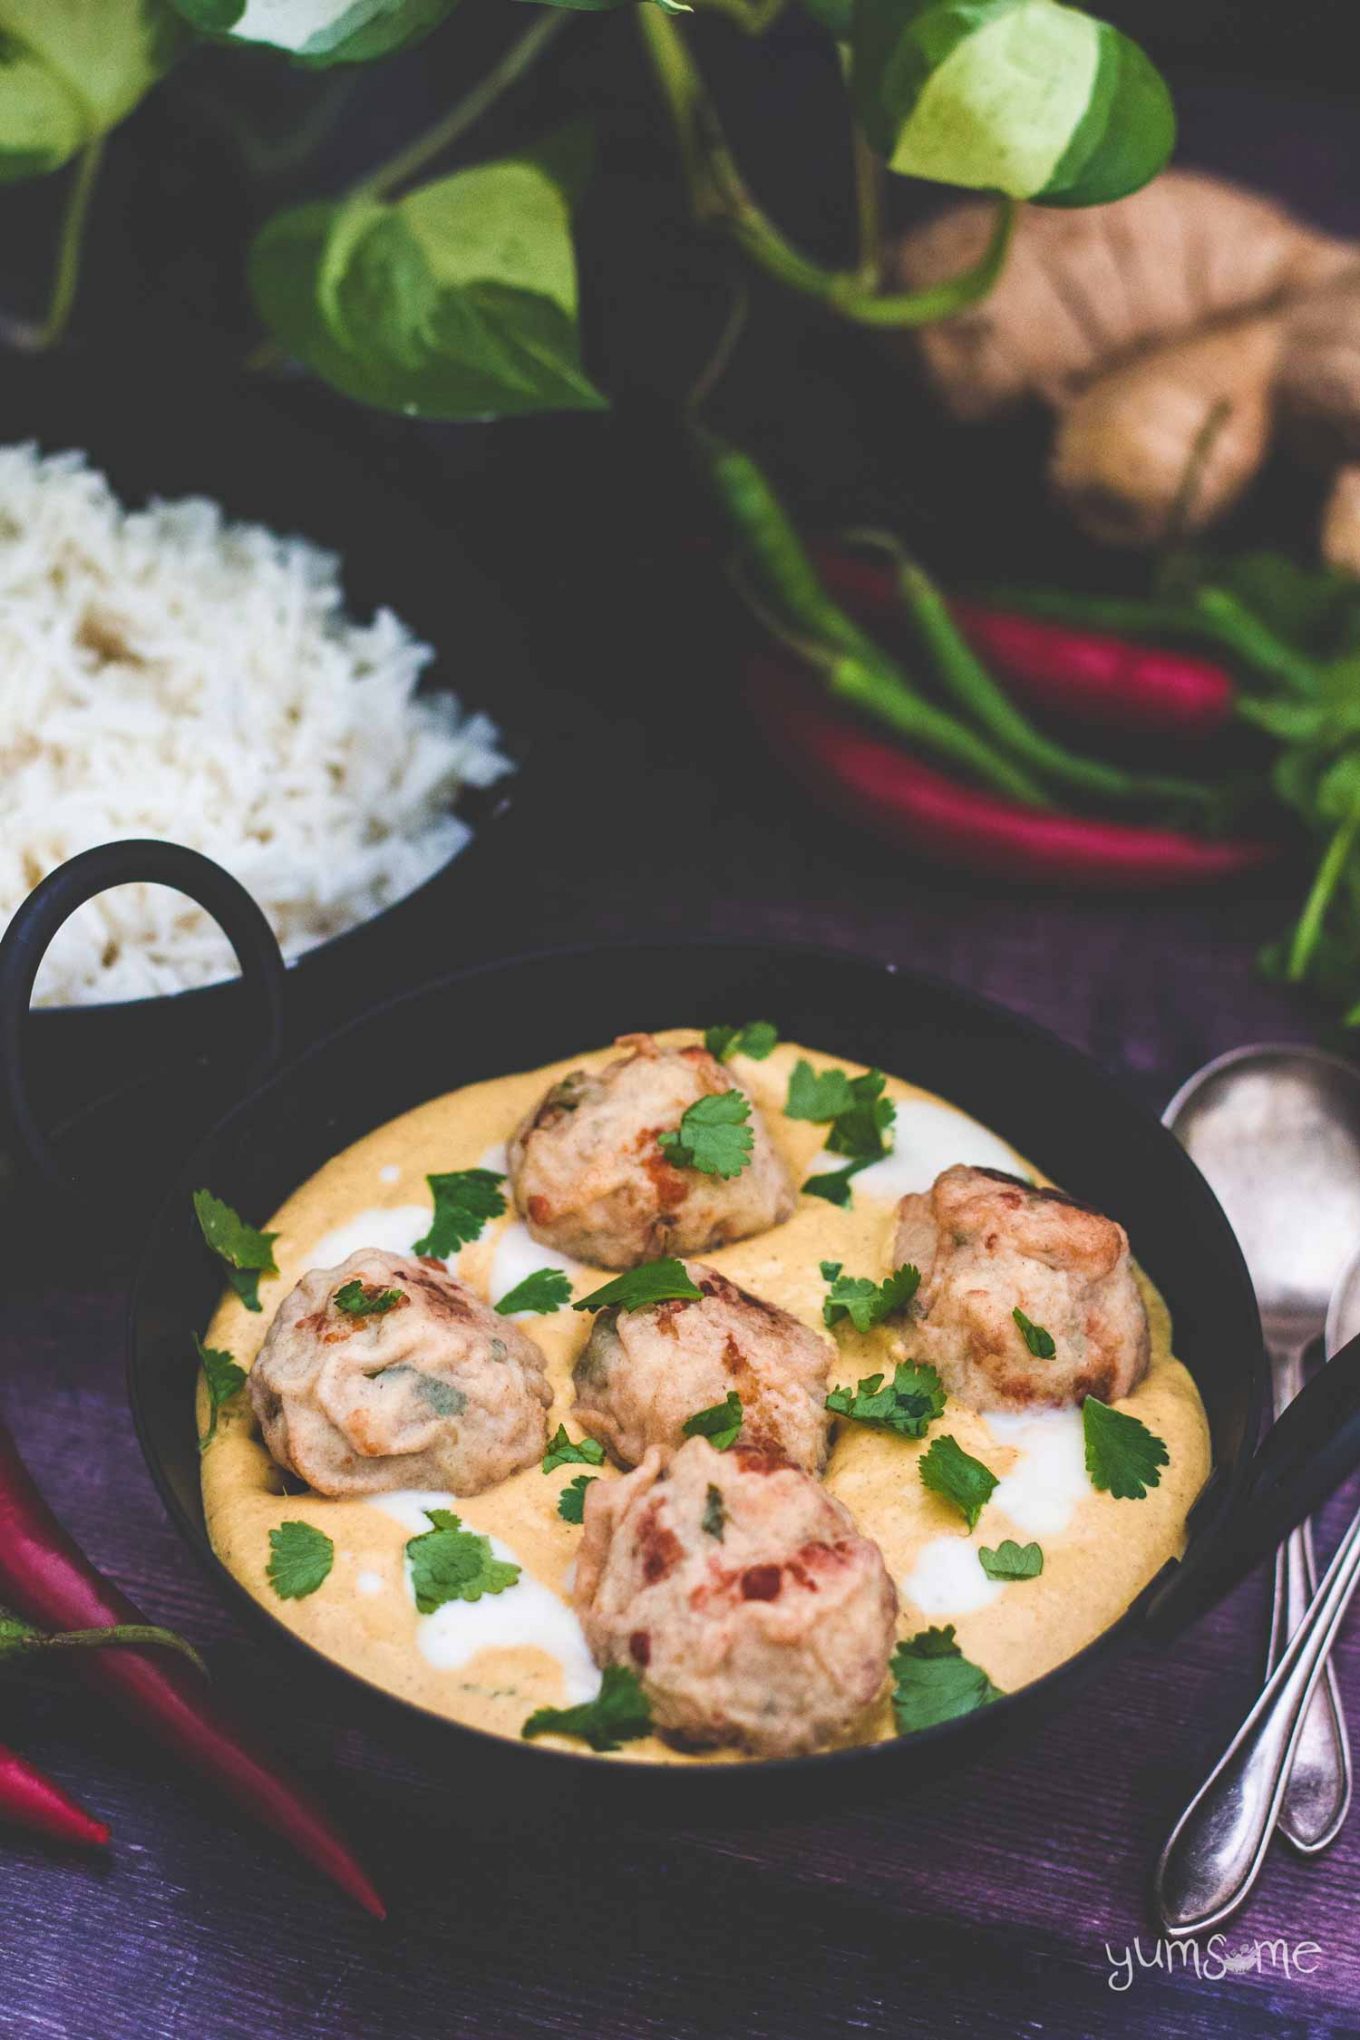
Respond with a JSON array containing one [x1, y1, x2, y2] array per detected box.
[[575, 1436, 897, 1757], [574, 1262, 831, 1472], [893, 1164, 1150, 1413], [507, 1033, 795, 1270], [248, 1248, 551, 1497]]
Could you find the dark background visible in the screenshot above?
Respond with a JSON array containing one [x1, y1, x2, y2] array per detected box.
[[4, 8, 1360, 2035]]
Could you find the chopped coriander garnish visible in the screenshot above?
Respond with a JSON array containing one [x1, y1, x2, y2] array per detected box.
[[825, 1361, 945, 1440], [702, 1484, 726, 1539], [573, 1259, 703, 1314], [193, 1189, 278, 1313], [891, 1625, 1002, 1733], [266, 1521, 333, 1601], [196, 1334, 245, 1453], [918, 1434, 998, 1530], [496, 1268, 573, 1317], [978, 1539, 1043, 1581], [412, 1168, 506, 1259], [333, 1278, 404, 1319], [1083, 1397, 1169, 1500], [558, 1474, 597, 1524], [542, 1425, 606, 1473], [785, 1060, 895, 1161], [682, 1391, 743, 1451], [704, 1021, 778, 1063], [522, 1664, 652, 1751], [657, 1090, 754, 1180], [1012, 1307, 1056, 1359], [405, 1509, 520, 1614], [802, 1159, 871, 1207], [821, 1261, 920, 1334]]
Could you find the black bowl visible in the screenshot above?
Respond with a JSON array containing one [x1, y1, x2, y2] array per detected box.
[[109, 935, 1360, 1821]]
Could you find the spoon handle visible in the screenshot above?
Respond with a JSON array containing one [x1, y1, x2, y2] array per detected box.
[[1266, 1350, 1352, 1853], [1156, 1503, 1360, 1936]]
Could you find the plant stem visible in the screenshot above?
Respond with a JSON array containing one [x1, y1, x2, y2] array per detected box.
[[639, 9, 1013, 328], [356, 8, 568, 203], [851, 124, 883, 289], [1288, 801, 1360, 982], [27, 138, 105, 353]]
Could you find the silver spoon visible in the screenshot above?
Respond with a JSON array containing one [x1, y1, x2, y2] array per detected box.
[[1164, 1044, 1355, 1855]]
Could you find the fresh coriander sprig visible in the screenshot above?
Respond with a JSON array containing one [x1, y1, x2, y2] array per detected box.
[[1012, 1307, 1055, 1358], [657, 1090, 754, 1179], [558, 1474, 597, 1524], [820, 1260, 920, 1334], [542, 1425, 607, 1473], [405, 1509, 520, 1613], [704, 1021, 778, 1063], [193, 1189, 279, 1313], [496, 1268, 573, 1316], [682, 1391, 743, 1450], [891, 1625, 1002, 1733], [1083, 1397, 1169, 1500], [413, 1168, 507, 1259], [267, 1521, 334, 1601], [825, 1361, 945, 1440], [573, 1260, 703, 1313], [196, 1334, 246, 1453], [333, 1278, 404, 1319], [785, 1060, 896, 1160], [522, 1665, 652, 1752], [979, 1540, 1043, 1581], [918, 1434, 998, 1530]]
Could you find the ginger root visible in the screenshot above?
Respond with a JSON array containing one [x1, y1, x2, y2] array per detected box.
[[1048, 316, 1283, 548], [1321, 465, 1360, 576]]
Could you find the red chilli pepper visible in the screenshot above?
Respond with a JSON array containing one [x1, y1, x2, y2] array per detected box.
[[1, 1740, 110, 1849], [748, 662, 1273, 890], [811, 551, 1236, 740], [0, 1417, 385, 1918]]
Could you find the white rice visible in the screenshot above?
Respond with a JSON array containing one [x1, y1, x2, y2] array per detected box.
[[0, 443, 512, 1007]]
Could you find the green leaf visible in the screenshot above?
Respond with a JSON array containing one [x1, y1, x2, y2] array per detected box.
[[542, 1425, 606, 1472], [850, 0, 1174, 207], [802, 1159, 871, 1207], [0, 0, 181, 182], [406, 1508, 520, 1613], [496, 1267, 573, 1316], [250, 152, 606, 422], [267, 1521, 334, 1600], [1012, 1307, 1055, 1359], [918, 1433, 998, 1530], [196, 1333, 246, 1452], [174, 0, 457, 64], [193, 1189, 278, 1313], [978, 1538, 1042, 1580], [891, 1624, 1002, 1732], [412, 1168, 506, 1258], [826, 1360, 945, 1439], [822, 1262, 920, 1334], [557, 1473, 596, 1523], [656, 1089, 754, 1179], [785, 1059, 858, 1122], [681, 1390, 743, 1451], [521, 1663, 652, 1751], [701, 1483, 726, 1539], [785, 1059, 894, 1160], [333, 1277, 405, 1318], [573, 1259, 704, 1313], [1083, 1396, 1169, 1500], [703, 1021, 778, 1063]]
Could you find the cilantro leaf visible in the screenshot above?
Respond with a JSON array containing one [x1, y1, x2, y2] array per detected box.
[[682, 1391, 743, 1450], [406, 1508, 520, 1614], [522, 1664, 652, 1752], [196, 1333, 246, 1453], [1013, 1307, 1056, 1359], [558, 1474, 597, 1524], [702, 1483, 726, 1539], [542, 1425, 606, 1473], [1083, 1397, 1169, 1500], [267, 1521, 334, 1601], [918, 1434, 998, 1530], [891, 1625, 1003, 1733], [802, 1159, 870, 1207], [785, 1060, 895, 1161], [496, 1268, 573, 1317], [822, 1262, 920, 1334], [413, 1168, 506, 1259], [333, 1278, 404, 1319], [704, 1021, 778, 1063], [826, 1360, 945, 1439], [193, 1189, 278, 1313], [978, 1539, 1043, 1581], [573, 1259, 704, 1314], [656, 1090, 754, 1179]]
